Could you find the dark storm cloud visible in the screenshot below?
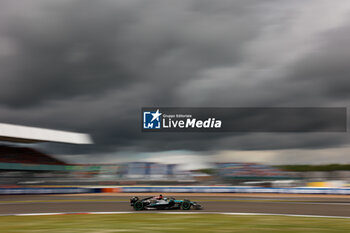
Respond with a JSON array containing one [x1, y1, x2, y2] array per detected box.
[[0, 0, 139, 106], [0, 0, 264, 107], [0, 0, 349, 158], [286, 23, 350, 100]]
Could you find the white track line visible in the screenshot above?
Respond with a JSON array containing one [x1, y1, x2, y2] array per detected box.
[[15, 213, 64, 216], [0, 212, 349, 219]]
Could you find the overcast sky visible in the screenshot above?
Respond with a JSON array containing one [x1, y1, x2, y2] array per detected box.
[[0, 0, 350, 167]]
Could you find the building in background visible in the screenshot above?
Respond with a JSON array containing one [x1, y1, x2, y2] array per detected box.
[[216, 163, 297, 186]]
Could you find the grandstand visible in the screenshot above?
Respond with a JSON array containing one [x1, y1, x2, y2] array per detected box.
[[0, 123, 92, 144], [0, 145, 66, 165], [0, 123, 92, 185]]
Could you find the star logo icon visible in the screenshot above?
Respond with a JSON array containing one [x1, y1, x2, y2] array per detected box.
[[151, 109, 162, 122], [143, 108, 162, 129]]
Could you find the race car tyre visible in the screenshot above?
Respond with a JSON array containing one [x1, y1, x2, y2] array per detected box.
[[133, 201, 144, 211], [181, 200, 191, 210]]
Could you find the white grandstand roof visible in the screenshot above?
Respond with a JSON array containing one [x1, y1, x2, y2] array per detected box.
[[0, 123, 93, 144]]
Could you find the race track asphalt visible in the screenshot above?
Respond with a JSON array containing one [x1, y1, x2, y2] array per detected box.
[[0, 194, 350, 217]]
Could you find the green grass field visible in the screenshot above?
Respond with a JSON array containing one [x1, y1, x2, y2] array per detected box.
[[0, 214, 349, 233]]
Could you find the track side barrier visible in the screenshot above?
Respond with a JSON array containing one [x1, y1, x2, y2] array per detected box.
[[1, 186, 350, 195], [0, 187, 101, 195], [119, 186, 350, 195]]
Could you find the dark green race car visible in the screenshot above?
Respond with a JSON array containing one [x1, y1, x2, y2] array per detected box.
[[130, 195, 202, 211]]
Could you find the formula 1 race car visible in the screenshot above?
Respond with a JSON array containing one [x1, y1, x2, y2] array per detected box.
[[130, 195, 202, 211]]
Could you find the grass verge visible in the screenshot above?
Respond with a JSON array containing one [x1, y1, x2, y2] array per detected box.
[[0, 214, 349, 233]]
